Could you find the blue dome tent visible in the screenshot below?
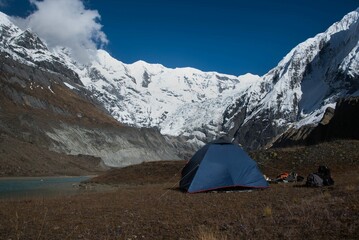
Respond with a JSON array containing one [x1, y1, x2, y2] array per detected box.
[[180, 138, 269, 193]]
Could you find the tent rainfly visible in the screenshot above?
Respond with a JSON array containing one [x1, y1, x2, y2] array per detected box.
[[180, 139, 269, 193]]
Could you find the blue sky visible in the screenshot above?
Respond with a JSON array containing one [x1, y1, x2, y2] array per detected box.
[[1, 0, 358, 76]]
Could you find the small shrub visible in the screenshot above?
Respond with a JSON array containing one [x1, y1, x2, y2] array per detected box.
[[322, 191, 332, 199], [263, 206, 273, 217], [196, 226, 227, 240], [345, 185, 356, 191]]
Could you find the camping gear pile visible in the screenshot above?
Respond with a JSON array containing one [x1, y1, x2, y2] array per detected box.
[[266, 166, 334, 187], [268, 172, 304, 183], [305, 165, 335, 187]]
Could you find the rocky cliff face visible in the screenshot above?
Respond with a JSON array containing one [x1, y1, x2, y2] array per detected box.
[[315, 97, 359, 141], [271, 97, 359, 147], [0, 40, 183, 172]]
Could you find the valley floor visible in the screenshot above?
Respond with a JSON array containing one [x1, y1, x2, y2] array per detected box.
[[0, 140, 358, 239]]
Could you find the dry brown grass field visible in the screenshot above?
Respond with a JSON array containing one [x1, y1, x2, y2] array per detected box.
[[0, 140, 358, 239]]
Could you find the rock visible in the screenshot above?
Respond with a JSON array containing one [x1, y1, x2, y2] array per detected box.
[[271, 97, 359, 147]]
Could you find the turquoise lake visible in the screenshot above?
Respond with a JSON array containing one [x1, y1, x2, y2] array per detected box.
[[0, 176, 91, 199]]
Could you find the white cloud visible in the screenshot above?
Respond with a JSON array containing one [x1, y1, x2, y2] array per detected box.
[[13, 0, 108, 64]]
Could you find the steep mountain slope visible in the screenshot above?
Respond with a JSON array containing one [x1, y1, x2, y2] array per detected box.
[[224, 8, 359, 149], [0, 12, 182, 172]]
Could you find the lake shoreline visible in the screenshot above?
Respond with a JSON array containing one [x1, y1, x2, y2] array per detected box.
[[0, 175, 100, 199], [0, 175, 98, 180]]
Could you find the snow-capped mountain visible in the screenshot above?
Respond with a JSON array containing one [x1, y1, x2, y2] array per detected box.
[[76, 51, 261, 141], [0, 11, 185, 169], [224, 8, 359, 149], [0, 12, 82, 85], [0, 11, 262, 145], [1, 8, 359, 150]]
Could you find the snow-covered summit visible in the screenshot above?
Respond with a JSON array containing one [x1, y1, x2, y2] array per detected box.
[[0, 11, 13, 26], [79, 48, 259, 141]]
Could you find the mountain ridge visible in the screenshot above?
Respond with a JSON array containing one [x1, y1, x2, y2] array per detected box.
[[225, 7, 359, 149], [1, 8, 359, 152], [0, 12, 188, 171]]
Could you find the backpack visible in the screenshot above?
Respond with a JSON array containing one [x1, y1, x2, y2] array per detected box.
[[317, 165, 334, 186], [318, 166, 330, 177], [306, 173, 323, 187]]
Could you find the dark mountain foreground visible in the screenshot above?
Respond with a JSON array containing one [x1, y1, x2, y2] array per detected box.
[[272, 97, 359, 148], [0, 132, 105, 177], [1, 139, 358, 239]]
